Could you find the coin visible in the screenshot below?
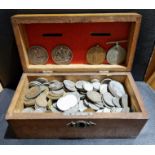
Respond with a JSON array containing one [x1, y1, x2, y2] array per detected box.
[[28, 46, 48, 65], [57, 94, 78, 111], [29, 81, 42, 88], [121, 94, 128, 108], [95, 102, 104, 109], [91, 79, 100, 83], [99, 84, 108, 94], [112, 97, 121, 108], [22, 107, 34, 113], [103, 92, 115, 107], [25, 86, 41, 99], [86, 45, 106, 64], [24, 98, 36, 107], [63, 104, 79, 115], [78, 100, 87, 112], [106, 44, 126, 65], [75, 80, 84, 90], [64, 80, 76, 91], [87, 91, 102, 103], [101, 78, 112, 84], [92, 81, 100, 91], [52, 45, 73, 64], [34, 107, 47, 113], [109, 80, 126, 98], [103, 107, 111, 113], [83, 82, 93, 92], [49, 81, 63, 91], [36, 92, 48, 107], [122, 107, 130, 112], [88, 102, 100, 111], [36, 77, 48, 83]]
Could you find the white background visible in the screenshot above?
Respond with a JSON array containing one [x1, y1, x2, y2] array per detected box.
[[0, 0, 155, 152]]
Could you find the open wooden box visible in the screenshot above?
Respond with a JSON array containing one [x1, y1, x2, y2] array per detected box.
[[6, 13, 148, 138]]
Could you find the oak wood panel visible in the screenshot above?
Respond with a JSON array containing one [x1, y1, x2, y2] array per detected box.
[[145, 46, 155, 81], [9, 118, 147, 138], [147, 72, 155, 90]]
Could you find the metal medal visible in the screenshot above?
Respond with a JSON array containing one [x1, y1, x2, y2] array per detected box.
[[28, 46, 48, 65], [86, 45, 106, 64], [106, 43, 126, 65], [52, 45, 73, 64]]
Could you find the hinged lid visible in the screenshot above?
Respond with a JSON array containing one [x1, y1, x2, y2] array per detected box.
[[12, 13, 141, 73]]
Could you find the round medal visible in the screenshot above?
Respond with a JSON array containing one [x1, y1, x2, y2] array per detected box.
[[52, 45, 73, 64]]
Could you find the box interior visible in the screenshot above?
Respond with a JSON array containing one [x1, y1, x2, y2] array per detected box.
[[13, 74, 142, 114]]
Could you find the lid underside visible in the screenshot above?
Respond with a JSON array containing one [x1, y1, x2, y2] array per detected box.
[[12, 13, 142, 73]]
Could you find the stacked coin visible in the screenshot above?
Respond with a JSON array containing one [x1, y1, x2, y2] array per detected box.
[[22, 77, 132, 114]]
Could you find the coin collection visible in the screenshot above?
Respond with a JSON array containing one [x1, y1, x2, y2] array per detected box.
[[28, 41, 126, 65], [22, 77, 132, 115]]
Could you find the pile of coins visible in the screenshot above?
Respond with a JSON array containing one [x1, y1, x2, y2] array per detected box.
[[22, 77, 131, 115]]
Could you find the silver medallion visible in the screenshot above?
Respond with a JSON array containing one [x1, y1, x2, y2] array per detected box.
[[106, 43, 126, 65], [52, 45, 73, 64], [28, 46, 48, 65]]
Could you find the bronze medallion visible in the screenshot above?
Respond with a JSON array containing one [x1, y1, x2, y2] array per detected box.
[[86, 45, 106, 64], [52, 45, 73, 64], [28, 46, 49, 65], [106, 43, 126, 65]]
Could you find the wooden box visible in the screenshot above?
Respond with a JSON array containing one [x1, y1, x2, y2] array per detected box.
[[6, 13, 148, 138]]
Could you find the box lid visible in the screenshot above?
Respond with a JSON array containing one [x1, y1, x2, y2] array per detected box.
[[12, 13, 141, 73]]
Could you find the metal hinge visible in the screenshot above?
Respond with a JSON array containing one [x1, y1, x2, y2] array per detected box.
[[42, 71, 54, 74], [98, 70, 109, 74]]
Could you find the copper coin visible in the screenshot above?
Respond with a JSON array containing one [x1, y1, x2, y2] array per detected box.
[[28, 46, 48, 65], [86, 45, 106, 64], [52, 45, 73, 64], [25, 86, 41, 99]]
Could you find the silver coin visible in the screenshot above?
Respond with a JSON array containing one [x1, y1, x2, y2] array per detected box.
[[52, 45, 73, 64], [34, 107, 47, 113], [87, 91, 102, 103], [63, 104, 79, 115], [83, 99, 90, 107], [67, 91, 80, 102], [91, 79, 100, 83], [103, 107, 111, 113], [109, 80, 126, 98], [28, 46, 48, 65], [106, 44, 126, 65], [103, 92, 115, 107], [75, 80, 84, 90], [64, 80, 76, 91], [121, 94, 128, 108], [95, 102, 104, 109], [92, 81, 100, 91], [83, 82, 93, 92], [49, 81, 63, 91], [96, 109, 104, 113], [29, 81, 42, 88], [51, 89, 65, 95], [122, 107, 130, 112], [36, 77, 48, 83], [99, 84, 108, 94], [57, 94, 78, 111], [88, 102, 100, 111], [78, 100, 87, 112], [112, 97, 121, 108], [101, 78, 112, 84]]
